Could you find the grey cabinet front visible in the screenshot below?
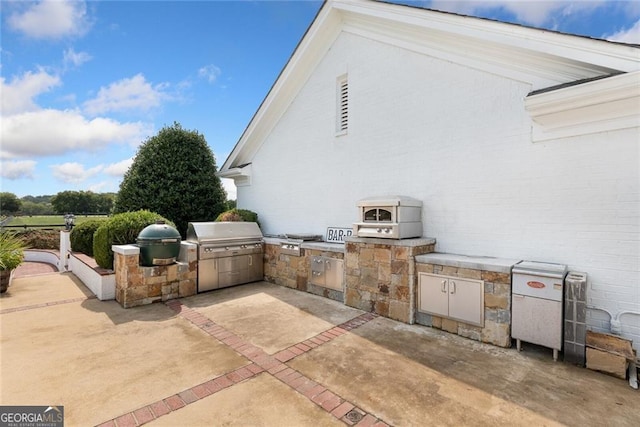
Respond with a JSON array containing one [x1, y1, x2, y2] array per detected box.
[[198, 259, 219, 292], [199, 254, 264, 292], [418, 273, 484, 326], [247, 253, 263, 283], [309, 256, 343, 291]]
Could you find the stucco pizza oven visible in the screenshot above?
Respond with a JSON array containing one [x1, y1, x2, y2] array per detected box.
[[353, 195, 423, 239]]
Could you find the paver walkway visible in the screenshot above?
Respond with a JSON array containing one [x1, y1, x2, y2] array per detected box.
[[14, 261, 58, 277], [1, 273, 638, 426]]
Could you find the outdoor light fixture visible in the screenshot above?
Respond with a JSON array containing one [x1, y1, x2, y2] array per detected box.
[[64, 214, 75, 231]]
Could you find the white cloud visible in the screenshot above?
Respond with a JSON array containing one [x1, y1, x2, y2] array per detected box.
[[50, 162, 103, 184], [429, 0, 604, 27], [605, 19, 640, 43], [83, 74, 169, 115], [1, 109, 149, 158], [221, 178, 236, 201], [0, 160, 37, 180], [198, 65, 222, 84], [87, 181, 112, 193], [7, 0, 91, 39], [1, 69, 61, 115], [103, 158, 133, 177], [63, 48, 92, 68]]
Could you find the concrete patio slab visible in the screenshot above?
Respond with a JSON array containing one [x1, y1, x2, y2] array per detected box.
[[0, 272, 92, 311], [183, 283, 362, 354], [147, 374, 342, 426], [289, 317, 640, 426], [2, 274, 638, 427], [1, 274, 248, 426]]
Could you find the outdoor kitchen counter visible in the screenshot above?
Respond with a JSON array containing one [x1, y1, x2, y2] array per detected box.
[[415, 253, 520, 273]]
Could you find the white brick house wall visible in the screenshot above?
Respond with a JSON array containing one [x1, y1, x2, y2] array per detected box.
[[236, 31, 640, 348]]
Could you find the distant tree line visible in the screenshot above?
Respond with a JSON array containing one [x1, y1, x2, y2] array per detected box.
[[0, 191, 116, 216]]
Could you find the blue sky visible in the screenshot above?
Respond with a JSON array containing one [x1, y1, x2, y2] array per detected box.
[[2, 0, 639, 200]]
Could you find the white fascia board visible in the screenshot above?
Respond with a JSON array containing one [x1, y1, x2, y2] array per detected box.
[[335, 0, 640, 72], [220, 5, 342, 172], [336, 2, 638, 88], [525, 71, 640, 141]]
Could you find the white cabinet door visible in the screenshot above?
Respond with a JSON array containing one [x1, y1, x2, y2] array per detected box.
[[448, 277, 483, 326], [418, 273, 449, 317]]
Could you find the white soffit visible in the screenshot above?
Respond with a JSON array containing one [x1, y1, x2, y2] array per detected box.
[[217, 163, 252, 186], [525, 71, 640, 142]]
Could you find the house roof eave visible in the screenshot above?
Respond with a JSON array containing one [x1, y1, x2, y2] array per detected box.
[[220, 0, 640, 172]]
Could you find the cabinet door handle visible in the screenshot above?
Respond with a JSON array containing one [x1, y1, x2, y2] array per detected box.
[[450, 281, 456, 294], [249, 255, 252, 266], [441, 280, 447, 293]]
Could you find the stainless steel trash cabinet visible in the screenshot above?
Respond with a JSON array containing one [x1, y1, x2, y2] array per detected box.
[[512, 261, 568, 361]]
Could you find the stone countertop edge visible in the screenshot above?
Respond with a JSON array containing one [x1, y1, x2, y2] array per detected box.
[[262, 237, 345, 253], [344, 236, 437, 247], [263, 237, 285, 245], [112, 244, 140, 255], [300, 241, 344, 253], [415, 253, 521, 273]]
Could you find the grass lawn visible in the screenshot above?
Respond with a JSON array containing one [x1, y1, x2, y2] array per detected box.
[[4, 215, 108, 229]]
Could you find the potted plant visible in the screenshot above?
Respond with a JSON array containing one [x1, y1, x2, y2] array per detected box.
[[0, 231, 26, 293]]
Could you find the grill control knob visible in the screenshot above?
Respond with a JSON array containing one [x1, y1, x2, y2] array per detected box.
[[377, 228, 382, 232]]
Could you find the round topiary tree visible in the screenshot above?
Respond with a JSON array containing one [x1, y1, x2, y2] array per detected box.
[[93, 210, 174, 269], [113, 122, 227, 237]]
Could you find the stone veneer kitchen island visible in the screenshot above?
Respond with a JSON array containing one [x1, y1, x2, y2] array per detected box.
[[344, 236, 436, 323]]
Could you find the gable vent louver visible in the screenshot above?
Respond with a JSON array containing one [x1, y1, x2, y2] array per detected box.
[[337, 75, 348, 134]]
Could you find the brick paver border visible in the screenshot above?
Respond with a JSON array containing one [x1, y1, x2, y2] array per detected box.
[[97, 299, 389, 427]]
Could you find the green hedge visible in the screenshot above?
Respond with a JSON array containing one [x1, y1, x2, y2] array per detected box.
[[215, 209, 259, 226], [93, 210, 174, 269], [70, 219, 106, 256]]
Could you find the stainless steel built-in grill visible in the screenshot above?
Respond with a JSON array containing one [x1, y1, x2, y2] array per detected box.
[[186, 222, 264, 292]]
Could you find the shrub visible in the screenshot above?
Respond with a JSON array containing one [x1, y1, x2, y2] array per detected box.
[[215, 209, 259, 226], [70, 219, 106, 256], [15, 229, 59, 250], [93, 210, 174, 269]]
